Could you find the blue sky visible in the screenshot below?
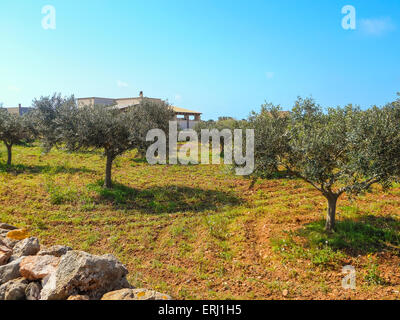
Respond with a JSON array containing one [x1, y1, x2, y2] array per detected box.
[[0, 0, 399, 120]]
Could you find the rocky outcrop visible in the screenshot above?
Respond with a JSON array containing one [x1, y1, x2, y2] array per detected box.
[[2, 237, 18, 249], [10, 237, 40, 261], [40, 251, 131, 300], [6, 229, 29, 241], [0, 229, 9, 238], [101, 288, 172, 300], [38, 245, 72, 257], [20, 255, 60, 280], [67, 294, 90, 300], [0, 223, 18, 231], [0, 257, 23, 285], [0, 222, 172, 300], [0, 278, 28, 300], [25, 282, 42, 300], [0, 244, 12, 266]]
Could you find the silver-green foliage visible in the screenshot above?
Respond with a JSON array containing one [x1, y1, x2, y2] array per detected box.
[[251, 95, 400, 231], [30, 93, 77, 152], [34, 96, 174, 188], [0, 108, 33, 165]]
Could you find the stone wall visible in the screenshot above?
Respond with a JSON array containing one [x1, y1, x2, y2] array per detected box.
[[0, 223, 172, 300]]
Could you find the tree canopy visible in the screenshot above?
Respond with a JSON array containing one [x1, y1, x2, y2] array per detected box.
[[30, 93, 77, 152], [33, 95, 174, 188], [195, 117, 248, 158], [0, 109, 33, 165], [250, 97, 400, 231]]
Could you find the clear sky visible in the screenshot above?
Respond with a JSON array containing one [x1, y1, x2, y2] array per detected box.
[[0, 0, 399, 120]]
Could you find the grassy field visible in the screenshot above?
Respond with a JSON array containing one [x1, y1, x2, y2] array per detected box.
[[1, 143, 399, 300]]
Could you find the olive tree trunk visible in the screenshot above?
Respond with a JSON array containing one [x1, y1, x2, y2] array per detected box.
[[104, 153, 114, 189], [6, 144, 12, 166], [220, 138, 225, 158], [325, 194, 338, 232]]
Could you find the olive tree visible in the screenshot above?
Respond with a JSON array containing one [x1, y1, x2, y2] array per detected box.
[[195, 117, 247, 157], [0, 109, 33, 165], [251, 97, 400, 232], [30, 93, 77, 152], [58, 100, 174, 188]]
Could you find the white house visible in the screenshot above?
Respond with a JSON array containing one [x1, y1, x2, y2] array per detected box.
[[77, 92, 202, 130]]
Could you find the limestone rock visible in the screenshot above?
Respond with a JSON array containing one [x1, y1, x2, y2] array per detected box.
[[38, 245, 72, 257], [282, 289, 289, 297], [101, 288, 135, 300], [40, 251, 130, 300], [6, 229, 29, 241], [2, 237, 19, 248], [0, 245, 12, 266], [40, 272, 56, 296], [20, 255, 60, 280], [0, 257, 23, 285], [25, 282, 42, 300], [67, 295, 90, 300], [10, 237, 40, 260], [0, 278, 28, 300], [0, 223, 18, 230], [0, 229, 9, 238], [101, 288, 172, 300]]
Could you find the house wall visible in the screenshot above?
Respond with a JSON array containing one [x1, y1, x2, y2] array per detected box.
[[93, 98, 115, 106], [76, 97, 201, 129], [115, 98, 142, 108], [114, 98, 164, 109], [77, 98, 115, 107], [4, 107, 33, 116], [178, 120, 199, 130], [5, 107, 20, 115], [77, 98, 94, 107]]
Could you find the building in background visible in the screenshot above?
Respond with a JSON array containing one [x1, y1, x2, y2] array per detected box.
[[2, 104, 33, 116], [77, 92, 202, 130]]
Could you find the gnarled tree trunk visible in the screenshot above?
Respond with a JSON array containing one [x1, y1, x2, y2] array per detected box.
[[6, 143, 12, 166], [104, 153, 114, 189], [325, 194, 338, 232]]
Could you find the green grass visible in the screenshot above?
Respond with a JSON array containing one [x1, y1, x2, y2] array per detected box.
[[364, 257, 386, 286], [46, 181, 80, 205], [271, 236, 346, 268], [298, 218, 400, 255], [204, 214, 230, 240], [1, 142, 400, 299]]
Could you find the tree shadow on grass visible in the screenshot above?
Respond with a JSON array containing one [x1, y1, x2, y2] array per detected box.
[[248, 170, 298, 188], [297, 216, 400, 257], [0, 162, 96, 175], [130, 157, 148, 165], [87, 180, 243, 214]]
